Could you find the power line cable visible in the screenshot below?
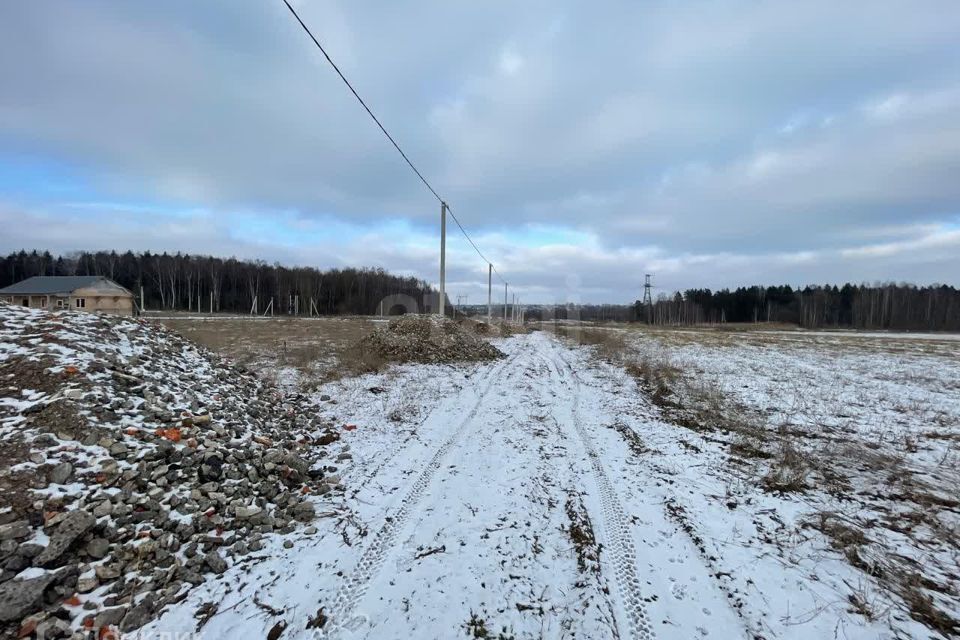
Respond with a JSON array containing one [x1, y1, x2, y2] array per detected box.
[[445, 204, 505, 283], [282, 0, 506, 284], [281, 0, 442, 204]]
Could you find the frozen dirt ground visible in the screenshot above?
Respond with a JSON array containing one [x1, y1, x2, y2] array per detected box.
[[138, 327, 958, 640]]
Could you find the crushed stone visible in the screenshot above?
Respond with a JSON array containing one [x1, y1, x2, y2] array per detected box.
[[355, 315, 505, 364], [0, 302, 347, 636]]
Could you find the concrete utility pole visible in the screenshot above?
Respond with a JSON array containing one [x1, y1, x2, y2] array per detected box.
[[487, 263, 492, 322], [439, 202, 447, 317]]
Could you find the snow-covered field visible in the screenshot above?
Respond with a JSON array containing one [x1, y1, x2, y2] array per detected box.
[[3, 307, 958, 639], [142, 325, 959, 639], [609, 326, 960, 639]]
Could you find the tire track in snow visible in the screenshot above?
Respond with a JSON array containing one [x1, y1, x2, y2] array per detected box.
[[342, 358, 498, 499], [550, 343, 656, 640], [526, 349, 624, 637], [318, 343, 530, 638]]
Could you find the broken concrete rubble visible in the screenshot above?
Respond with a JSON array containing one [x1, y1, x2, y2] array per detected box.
[[0, 302, 351, 636]]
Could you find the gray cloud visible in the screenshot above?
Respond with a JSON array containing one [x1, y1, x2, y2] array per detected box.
[[1, 0, 959, 301]]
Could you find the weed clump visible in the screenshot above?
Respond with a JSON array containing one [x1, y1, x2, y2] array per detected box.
[[464, 612, 516, 639], [762, 440, 811, 493]]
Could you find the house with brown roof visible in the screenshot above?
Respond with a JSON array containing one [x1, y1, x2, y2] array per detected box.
[[0, 276, 135, 316]]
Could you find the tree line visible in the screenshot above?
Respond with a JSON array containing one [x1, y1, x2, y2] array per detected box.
[[1, 250, 440, 316], [4, 250, 957, 330], [634, 283, 960, 331]]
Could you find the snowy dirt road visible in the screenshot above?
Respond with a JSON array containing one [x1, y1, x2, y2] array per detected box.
[[145, 332, 808, 639]]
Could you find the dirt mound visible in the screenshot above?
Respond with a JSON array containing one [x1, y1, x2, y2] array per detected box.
[[0, 302, 348, 635], [356, 315, 504, 364]]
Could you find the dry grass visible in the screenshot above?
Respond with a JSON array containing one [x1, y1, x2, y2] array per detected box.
[[559, 327, 821, 492], [811, 512, 960, 636], [591, 321, 960, 365], [332, 341, 392, 379], [761, 439, 811, 493], [158, 314, 516, 387], [659, 370, 956, 631], [156, 316, 379, 386], [812, 512, 869, 550]]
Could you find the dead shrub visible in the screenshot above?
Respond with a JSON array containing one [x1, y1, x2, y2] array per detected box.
[[762, 440, 810, 493], [553, 326, 626, 359], [328, 342, 390, 380], [847, 591, 876, 621], [626, 352, 681, 401]]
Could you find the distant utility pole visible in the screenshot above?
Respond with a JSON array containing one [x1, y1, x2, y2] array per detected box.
[[439, 202, 447, 317], [282, 3, 507, 323], [643, 274, 653, 324], [487, 263, 492, 322]]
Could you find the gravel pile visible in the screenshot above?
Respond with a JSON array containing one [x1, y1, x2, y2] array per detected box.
[[465, 320, 529, 338], [356, 315, 504, 364], [0, 303, 347, 637]]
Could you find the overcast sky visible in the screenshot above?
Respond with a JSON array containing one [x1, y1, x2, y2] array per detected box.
[[2, 1, 959, 303]]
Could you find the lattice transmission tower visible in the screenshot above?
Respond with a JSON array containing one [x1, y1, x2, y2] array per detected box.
[[642, 274, 653, 324]]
